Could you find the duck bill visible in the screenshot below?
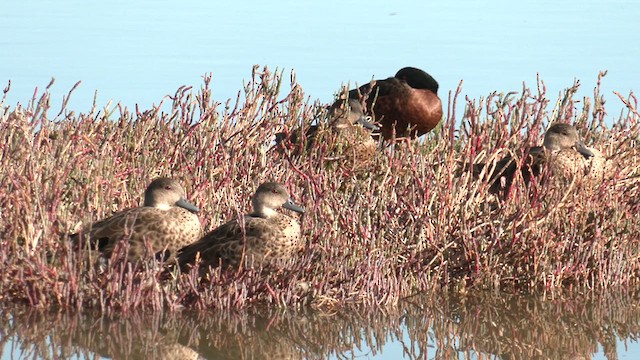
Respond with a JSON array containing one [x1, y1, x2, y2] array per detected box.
[[176, 197, 200, 214], [357, 115, 380, 131], [574, 141, 594, 158], [283, 198, 305, 214]]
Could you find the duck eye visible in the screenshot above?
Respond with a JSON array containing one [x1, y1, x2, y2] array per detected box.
[[165, 186, 172, 190], [272, 189, 279, 194]]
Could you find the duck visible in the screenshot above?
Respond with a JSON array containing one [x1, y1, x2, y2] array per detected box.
[[71, 177, 202, 261], [275, 98, 378, 152], [177, 182, 304, 270], [274, 99, 379, 170], [344, 66, 443, 140], [473, 123, 598, 196]]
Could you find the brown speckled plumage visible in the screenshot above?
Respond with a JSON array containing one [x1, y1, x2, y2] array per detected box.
[[72, 177, 202, 261], [178, 182, 304, 270], [552, 146, 608, 185], [325, 99, 379, 164], [474, 123, 599, 195], [275, 99, 378, 165]]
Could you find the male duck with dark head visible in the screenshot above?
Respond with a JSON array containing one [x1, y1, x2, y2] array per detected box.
[[344, 66, 443, 140], [177, 182, 305, 270], [72, 177, 202, 261], [473, 123, 595, 196]]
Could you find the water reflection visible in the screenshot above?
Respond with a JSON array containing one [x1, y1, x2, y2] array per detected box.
[[2, 290, 639, 359], [404, 290, 640, 359]]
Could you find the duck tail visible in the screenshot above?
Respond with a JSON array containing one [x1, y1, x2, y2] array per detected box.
[[471, 162, 487, 178], [274, 131, 288, 145], [68, 232, 82, 251]]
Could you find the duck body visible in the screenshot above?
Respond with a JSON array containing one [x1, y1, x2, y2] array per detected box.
[[275, 99, 378, 165], [178, 182, 304, 269], [72, 178, 202, 261], [276, 99, 379, 150], [178, 213, 301, 268], [474, 123, 597, 196], [348, 67, 443, 140], [474, 146, 546, 195]]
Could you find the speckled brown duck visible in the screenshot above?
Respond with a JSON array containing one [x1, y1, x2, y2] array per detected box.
[[72, 177, 202, 261], [473, 123, 599, 196], [344, 66, 443, 140], [177, 182, 304, 270], [275, 98, 379, 156]]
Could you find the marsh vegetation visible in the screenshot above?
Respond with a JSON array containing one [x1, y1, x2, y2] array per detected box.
[[0, 67, 639, 314]]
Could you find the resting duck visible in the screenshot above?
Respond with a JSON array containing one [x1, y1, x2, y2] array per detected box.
[[473, 123, 601, 196], [275, 99, 379, 168], [275, 99, 378, 150], [344, 66, 443, 140], [178, 182, 304, 270], [71, 177, 202, 261]]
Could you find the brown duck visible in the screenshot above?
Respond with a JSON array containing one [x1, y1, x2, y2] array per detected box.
[[178, 182, 304, 270], [345, 66, 443, 140], [72, 177, 202, 261], [275, 98, 378, 152], [473, 123, 597, 196]]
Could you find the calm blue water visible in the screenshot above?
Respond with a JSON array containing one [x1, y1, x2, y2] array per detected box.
[[2, 1, 639, 359], [2, 0, 638, 120]]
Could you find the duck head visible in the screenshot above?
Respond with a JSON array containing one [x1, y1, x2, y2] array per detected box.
[[251, 182, 305, 218], [543, 123, 594, 158], [143, 177, 200, 213]]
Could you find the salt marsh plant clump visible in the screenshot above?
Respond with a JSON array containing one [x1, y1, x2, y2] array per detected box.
[[0, 67, 639, 313]]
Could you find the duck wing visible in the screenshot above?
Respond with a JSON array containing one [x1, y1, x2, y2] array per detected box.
[[178, 216, 274, 269], [71, 207, 140, 252], [474, 147, 546, 194], [348, 77, 404, 105]]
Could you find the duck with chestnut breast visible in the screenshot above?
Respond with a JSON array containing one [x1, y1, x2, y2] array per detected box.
[[344, 66, 443, 140], [71, 177, 202, 261], [177, 182, 305, 270]]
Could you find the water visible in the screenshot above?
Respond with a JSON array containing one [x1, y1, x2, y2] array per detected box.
[[2, 291, 639, 359], [2, 1, 639, 359], [1, 1, 638, 120]]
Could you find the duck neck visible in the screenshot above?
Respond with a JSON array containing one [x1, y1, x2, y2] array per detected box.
[[250, 205, 278, 219], [144, 196, 170, 209], [143, 194, 155, 207]]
